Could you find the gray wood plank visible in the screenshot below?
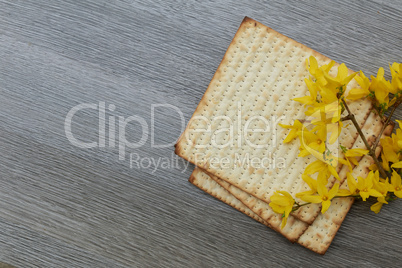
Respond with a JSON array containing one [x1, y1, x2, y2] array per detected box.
[[0, 0, 401, 267], [0, 218, 126, 268]]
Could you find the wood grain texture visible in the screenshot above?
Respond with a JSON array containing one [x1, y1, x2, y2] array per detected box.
[[0, 0, 401, 266]]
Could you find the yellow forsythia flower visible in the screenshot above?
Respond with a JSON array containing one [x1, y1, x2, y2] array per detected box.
[[392, 161, 402, 168], [306, 56, 335, 86], [319, 87, 339, 104], [390, 62, 402, 93], [322, 63, 357, 96], [269, 191, 295, 229], [298, 127, 326, 157], [307, 101, 342, 124], [392, 122, 402, 150], [304, 153, 340, 181], [326, 121, 343, 144], [293, 78, 318, 106], [381, 125, 402, 170], [342, 148, 369, 169], [371, 67, 393, 112], [338, 171, 382, 201], [303, 101, 342, 140], [347, 70, 372, 100], [370, 201, 385, 214], [295, 174, 318, 198], [305, 103, 342, 145], [299, 173, 339, 214], [388, 170, 402, 198], [279, 120, 304, 143], [370, 174, 390, 213]]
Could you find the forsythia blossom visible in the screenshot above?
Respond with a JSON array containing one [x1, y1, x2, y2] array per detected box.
[[337, 172, 382, 201], [297, 173, 339, 213], [269, 191, 295, 229]]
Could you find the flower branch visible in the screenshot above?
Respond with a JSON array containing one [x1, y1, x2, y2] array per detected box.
[[340, 98, 389, 179], [273, 57, 402, 229]]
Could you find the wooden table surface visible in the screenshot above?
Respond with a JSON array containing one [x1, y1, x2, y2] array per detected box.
[[0, 0, 401, 267]]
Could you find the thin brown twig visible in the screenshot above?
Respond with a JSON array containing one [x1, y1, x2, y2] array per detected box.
[[371, 100, 401, 151], [341, 98, 389, 179], [341, 115, 352, 121]]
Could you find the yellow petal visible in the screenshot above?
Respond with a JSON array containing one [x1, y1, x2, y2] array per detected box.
[[378, 67, 384, 78], [321, 200, 332, 214], [284, 204, 293, 218], [369, 163, 378, 171], [356, 176, 366, 190], [295, 190, 316, 198], [391, 161, 402, 168], [304, 78, 318, 99], [337, 189, 353, 196], [377, 196, 388, 204], [328, 125, 341, 144], [304, 160, 324, 175], [391, 170, 402, 188], [309, 56, 318, 73], [347, 173, 358, 194], [343, 72, 358, 86], [345, 149, 369, 157], [328, 183, 340, 199], [368, 189, 383, 198], [293, 95, 315, 105], [360, 191, 370, 201], [395, 190, 402, 198], [366, 172, 375, 189], [325, 61, 335, 73], [370, 202, 383, 214], [269, 203, 285, 214], [338, 63, 349, 79], [328, 165, 340, 180], [316, 175, 327, 197], [346, 88, 370, 100], [349, 157, 359, 166], [301, 174, 318, 192], [283, 132, 297, 143], [278, 123, 292, 128], [277, 190, 294, 201], [298, 149, 311, 157], [270, 195, 292, 207], [280, 216, 288, 229], [338, 158, 350, 166]]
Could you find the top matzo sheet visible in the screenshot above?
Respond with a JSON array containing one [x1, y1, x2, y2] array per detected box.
[[175, 17, 372, 204]]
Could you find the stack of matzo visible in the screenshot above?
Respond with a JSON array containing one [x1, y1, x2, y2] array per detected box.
[[175, 17, 392, 254]]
